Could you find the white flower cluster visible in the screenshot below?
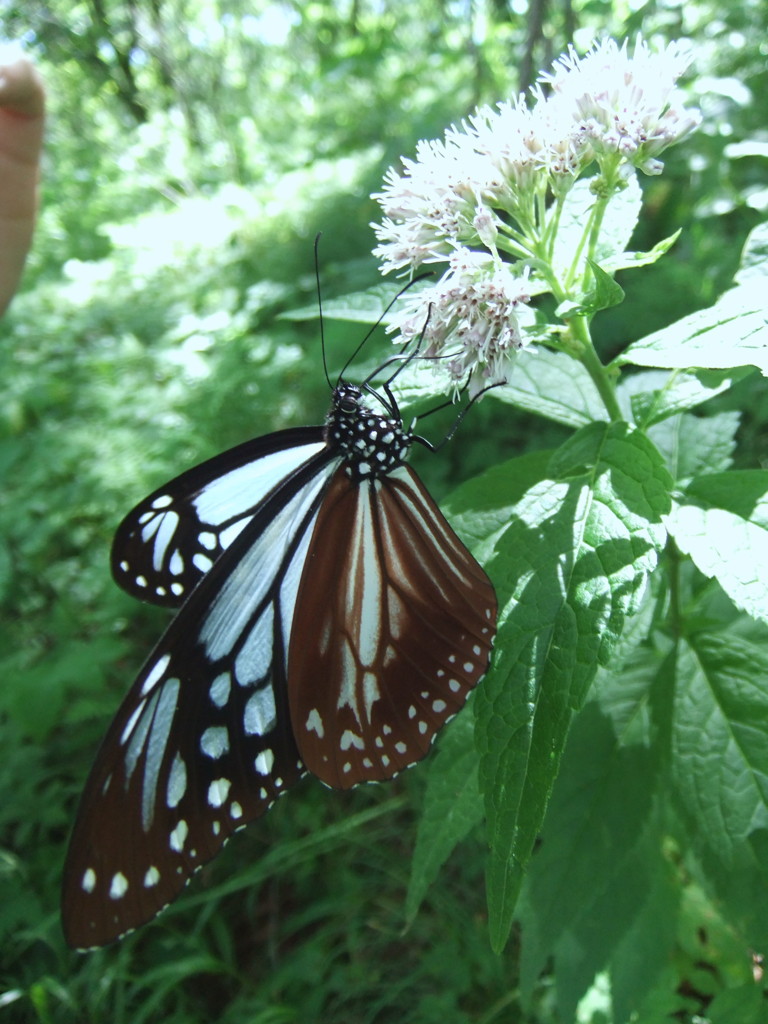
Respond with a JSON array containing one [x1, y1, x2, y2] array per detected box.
[[395, 249, 530, 397], [541, 38, 701, 176], [372, 36, 700, 392]]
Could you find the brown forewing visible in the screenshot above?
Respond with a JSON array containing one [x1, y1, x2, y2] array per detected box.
[[287, 464, 497, 789]]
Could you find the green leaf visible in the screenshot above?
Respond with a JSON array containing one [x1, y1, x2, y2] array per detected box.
[[552, 831, 668, 1023], [282, 282, 410, 324], [491, 346, 607, 427], [443, 449, 554, 549], [609, 837, 681, 1024], [648, 410, 740, 485], [734, 220, 768, 287], [405, 708, 483, 924], [708, 984, 768, 1024], [666, 470, 768, 623], [476, 422, 672, 951], [686, 469, 768, 528], [557, 259, 625, 317], [517, 703, 657, 1012], [618, 367, 745, 428], [592, 624, 667, 744], [585, 258, 625, 311], [601, 228, 682, 274], [671, 632, 768, 864], [615, 280, 768, 376]]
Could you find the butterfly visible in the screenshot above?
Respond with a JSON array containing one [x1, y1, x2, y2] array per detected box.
[[61, 334, 498, 949]]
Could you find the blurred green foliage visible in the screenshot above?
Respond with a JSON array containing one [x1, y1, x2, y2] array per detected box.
[[1, 1, 767, 1021]]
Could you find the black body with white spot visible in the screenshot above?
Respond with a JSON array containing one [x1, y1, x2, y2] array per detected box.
[[327, 383, 411, 480], [62, 381, 496, 949]]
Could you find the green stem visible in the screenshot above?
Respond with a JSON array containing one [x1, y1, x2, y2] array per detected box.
[[587, 196, 610, 257], [564, 163, 623, 291], [665, 535, 684, 640], [568, 315, 623, 422]]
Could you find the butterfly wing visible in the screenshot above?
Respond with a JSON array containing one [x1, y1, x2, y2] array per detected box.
[[112, 426, 326, 608], [287, 464, 497, 789], [62, 446, 339, 948]]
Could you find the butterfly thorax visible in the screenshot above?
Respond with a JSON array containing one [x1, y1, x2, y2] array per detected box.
[[326, 383, 412, 481]]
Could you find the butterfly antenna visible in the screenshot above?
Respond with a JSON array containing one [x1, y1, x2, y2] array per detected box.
[[338, 272, 433, 386], [315, 234, 333, 391], [360, 298, 437, 418]]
